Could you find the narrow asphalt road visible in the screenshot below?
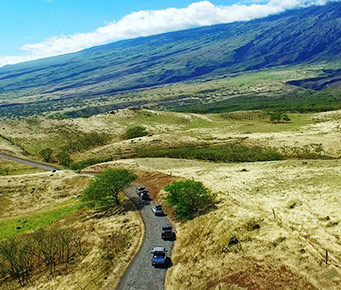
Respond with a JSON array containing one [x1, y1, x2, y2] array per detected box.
[[0, 153, 59, 171], [118, 187, 174, 290], [0, 153, 174, 290]]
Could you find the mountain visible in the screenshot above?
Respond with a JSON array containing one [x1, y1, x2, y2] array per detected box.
[[0, 2, 341, 116]]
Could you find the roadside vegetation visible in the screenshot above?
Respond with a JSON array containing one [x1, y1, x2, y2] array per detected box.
[[164, 180, 215, 220], [125, 126, 148, 139], [0, 169, 142, 289], [138, 143, 284, 163], [81, 168, 136, 208]]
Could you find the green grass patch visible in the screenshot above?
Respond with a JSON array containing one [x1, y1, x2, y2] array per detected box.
[[137, 144, 283, 163], [70, 156, 113, 171], [0, 203, 81, 240]]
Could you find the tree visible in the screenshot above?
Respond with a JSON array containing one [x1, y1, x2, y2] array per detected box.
[[269, 111, 291, 123], [125, 126, 148, 139], [82, 168, 136, 207], [56, 151, 72, 166], [39, 148, 54, 163], [269, 111, 282, 122], [282, 114, 291, 122], [164, 180, 215, 220]]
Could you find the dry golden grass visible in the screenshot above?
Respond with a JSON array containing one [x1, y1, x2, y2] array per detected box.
[[0, 170, 143, 289], [93, 158, 341, 289], [2, 109, 341, 163], [0, 171, 89, 219], [0, 158, 44, 175]]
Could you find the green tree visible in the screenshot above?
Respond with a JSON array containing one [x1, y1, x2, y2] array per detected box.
[[269, 111, 282, 122], [282, 114, 291, 122], [164, 180, 215, 220], [269, 111, 291, 122], [39, 148, 54, 163], [125, 126, 148, 139], [56, 151, 72, 166], [82, 168, 136, 207]]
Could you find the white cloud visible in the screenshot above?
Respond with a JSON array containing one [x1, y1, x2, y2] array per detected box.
[[0, 0, 330, 67]]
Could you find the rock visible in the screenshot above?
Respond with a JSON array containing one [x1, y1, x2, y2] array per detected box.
[[252, 224, 260, 230], [228, 236, 239, 246]]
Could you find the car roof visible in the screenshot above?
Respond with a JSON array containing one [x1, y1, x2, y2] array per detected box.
[[153, 247, 166, 252]]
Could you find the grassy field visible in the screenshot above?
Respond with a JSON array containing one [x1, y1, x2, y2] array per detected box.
[[0, 158, 44, 175], [91, 158, 341, 290], [0, 169, 143, 289], [0, 201, 80, 239], [0, 64, 329, 118], [1, 107, 341, 289]]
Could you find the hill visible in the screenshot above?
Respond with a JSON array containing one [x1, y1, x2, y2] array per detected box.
[[0, 2, 341, 117]]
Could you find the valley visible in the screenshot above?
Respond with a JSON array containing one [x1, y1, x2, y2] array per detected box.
[[1, 108, 340, 289], [1, 1, 341, 289]]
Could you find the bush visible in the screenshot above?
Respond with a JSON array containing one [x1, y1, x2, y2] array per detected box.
[[56, 151, 72, 166], [62, 132, 110, 153], [138, 143, 283, 163], [125, 126, 148, 139], [164, 180, 215, 220], [69, 156, 112, 171], [39, 148, 54, 163]]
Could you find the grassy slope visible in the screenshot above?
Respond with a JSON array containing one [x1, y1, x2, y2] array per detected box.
[[0, 169, 143, 289], [93, 158, 341, 289], [1, 3, 341, 117], [76, 109, 341, 289], [1, 109, 341, 164]]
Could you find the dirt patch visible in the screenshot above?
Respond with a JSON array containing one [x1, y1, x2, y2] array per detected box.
[[209, 261, 317, 290]]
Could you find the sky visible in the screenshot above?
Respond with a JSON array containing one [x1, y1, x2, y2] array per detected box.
[[0, 0, 329, 67]]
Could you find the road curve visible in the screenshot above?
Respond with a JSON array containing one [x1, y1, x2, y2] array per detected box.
[[0, 154, 174, 289], [0, 153, 59, 171], [117, 187, 174, 290]]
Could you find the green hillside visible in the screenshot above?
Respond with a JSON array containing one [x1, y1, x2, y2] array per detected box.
[[0, 2, 341, 117]]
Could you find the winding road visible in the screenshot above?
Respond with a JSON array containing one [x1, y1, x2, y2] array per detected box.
[[0, 153, 59, 171], [118, 187, 174, 290], [0, 153, 174, 290]]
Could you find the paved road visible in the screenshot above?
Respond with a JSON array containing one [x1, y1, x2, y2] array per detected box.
[[0, 153, 174, 290], [0, 153, 59, 171], [117, 187, 174, 290]]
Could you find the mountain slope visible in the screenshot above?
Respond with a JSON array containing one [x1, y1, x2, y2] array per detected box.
[[0, 2, 341, 111]]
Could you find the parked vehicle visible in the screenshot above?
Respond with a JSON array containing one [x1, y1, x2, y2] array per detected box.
[[141, 191, 150, 200], [136, 187, 147, 196], [161, 225, 175, 240], [151, 247, 167, 267], [152, 204, 163, 216]]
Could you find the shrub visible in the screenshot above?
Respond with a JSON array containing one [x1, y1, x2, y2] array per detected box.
[[39, 148, 54, 163], [138, 143, 283, 163], [56, 151, 72, 166], [62, 132, 110, 153], [69, 156, 112, 171], [125, 126, 148, 139], [164, 180, 215, 220]]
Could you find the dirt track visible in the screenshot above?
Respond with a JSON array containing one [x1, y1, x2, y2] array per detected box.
[[0, 153, 59, 171], [0, 154, 174, 289], [117, 187, 174, 290]]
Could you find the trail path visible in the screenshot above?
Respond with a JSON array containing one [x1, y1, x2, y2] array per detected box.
[[0, 153, 59, 171], [117, 187, 174, 290], [0, 153, 174, 290]]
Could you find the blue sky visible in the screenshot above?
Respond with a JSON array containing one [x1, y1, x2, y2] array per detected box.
[[0, 0, 328, 66]]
